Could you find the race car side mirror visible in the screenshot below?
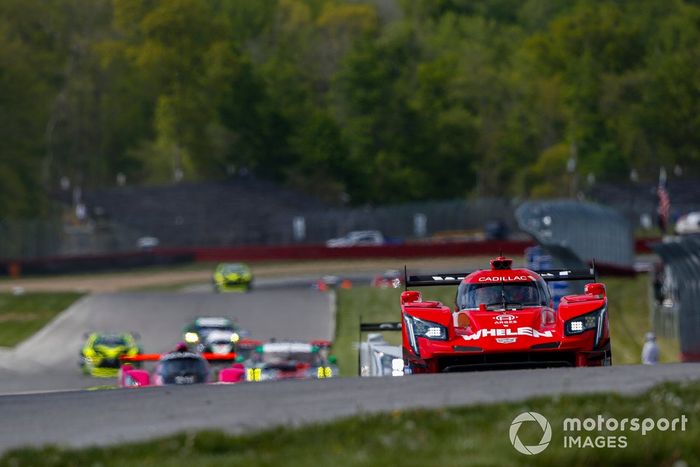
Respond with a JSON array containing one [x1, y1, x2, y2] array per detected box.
[[585, 283, 606, 298], [479, 303, 487, 312], [401, 290, 421, 304]]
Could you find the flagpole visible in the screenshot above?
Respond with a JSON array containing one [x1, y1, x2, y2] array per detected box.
[[657, 167, 670, 235]]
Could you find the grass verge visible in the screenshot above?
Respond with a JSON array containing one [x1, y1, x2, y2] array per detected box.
[[2, 381, 698, 466], [334, 274, 675, 376], [0, 292, 83, 347]]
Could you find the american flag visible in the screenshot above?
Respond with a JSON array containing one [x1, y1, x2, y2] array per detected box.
[[657, 168, 670, 233]]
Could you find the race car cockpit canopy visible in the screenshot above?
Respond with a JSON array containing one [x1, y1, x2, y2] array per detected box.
[[456, 256, 551, 310], [94, 334, 129, 347], [456, 280, 550, 310], [220, 263, 248, 275]]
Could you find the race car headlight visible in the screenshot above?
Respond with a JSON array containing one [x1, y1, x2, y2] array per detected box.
[[565, 306, 606, 347], [403, 315, 447, 356], [185, 332, 199, 343], [412, 317, 447, 340], [230, 333, 240, 343], [260, 369, 278, 381], [246, 368, 262, 382], [124, 374, 140, 387], [392, 358, 404, 376], [565, 311, 599, 335], [316, 366, 334, 379]]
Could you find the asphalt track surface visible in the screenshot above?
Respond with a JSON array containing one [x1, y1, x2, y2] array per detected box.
[[1, 364, 700, 453], [1, 278, 700, 454], [0, 284, 334, 395]]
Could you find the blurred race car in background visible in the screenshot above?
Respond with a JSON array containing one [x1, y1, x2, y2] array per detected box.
[[359, 331, 404, 377], [314, 275, 352, 291], [236, 338, 263, 361], [182, 317, 247, 354], [397, 256, 611, 373], [212, 262, 253, 292], [79, 332, 142, 377], [675, 211, 700, 235], [119, 346, 243, 387], [326, 230, 385, 247], [371, 269, 403, 289], [243, 341, 338, 382]]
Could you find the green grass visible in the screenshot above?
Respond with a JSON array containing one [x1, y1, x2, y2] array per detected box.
[[334, 274, 674, 376], [604, 276, 677, 364], [0, 292, 83, 347], [335, 286, 455, 376], [2, 381, 698, 466]]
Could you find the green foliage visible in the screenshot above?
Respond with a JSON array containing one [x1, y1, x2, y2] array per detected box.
[[0, 292, 83, 347], [3, 0, 700, 211]]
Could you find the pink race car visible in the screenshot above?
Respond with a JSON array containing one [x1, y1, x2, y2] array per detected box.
[[119, 348, 245, 387]]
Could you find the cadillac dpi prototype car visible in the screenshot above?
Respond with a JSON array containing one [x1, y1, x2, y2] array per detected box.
[[243, 341, 338, 382], [80, 332, 142, 377], [119, 347, 244, 387], [399, 256, 611, 373], [212, 263, 253, 292]]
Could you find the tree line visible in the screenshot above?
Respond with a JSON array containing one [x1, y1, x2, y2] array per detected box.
[[2, 0, 700, 217]]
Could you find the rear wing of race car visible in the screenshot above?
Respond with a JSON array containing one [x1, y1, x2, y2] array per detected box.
[[536, 267, 597, 282], [360, 322, 402, 332], [405, 274, 469, 287], [404, 266, 597, 287], [121, 352, 238, 362]]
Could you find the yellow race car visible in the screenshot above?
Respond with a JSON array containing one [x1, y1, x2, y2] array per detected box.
[[212, 263, 253, 292], [79, 332, 142, 377]]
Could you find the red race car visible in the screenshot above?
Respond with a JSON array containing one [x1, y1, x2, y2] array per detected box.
[[398, 256, 611, 373], [371, 269, 404, 289]]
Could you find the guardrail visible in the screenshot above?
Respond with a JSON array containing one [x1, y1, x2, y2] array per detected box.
[[650, 236, 700, 362], [0, 241, 534, 276], [0, 238, 653, 277]]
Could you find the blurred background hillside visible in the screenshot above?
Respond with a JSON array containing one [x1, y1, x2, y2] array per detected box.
[[3, 0, 700, 215]]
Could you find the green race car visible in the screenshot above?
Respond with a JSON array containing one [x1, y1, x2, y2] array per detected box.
[[79, 332, 142, 377], [212, 263, 253, 292]]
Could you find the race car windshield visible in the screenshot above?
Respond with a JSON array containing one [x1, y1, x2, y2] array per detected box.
[[261, 352, 318, 365], [198, 325, 235, 334], [95, 335, 127, 346], [159, 357, 208, 377], [457, 282, 546, 310], [222, 264, 246, 274]]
